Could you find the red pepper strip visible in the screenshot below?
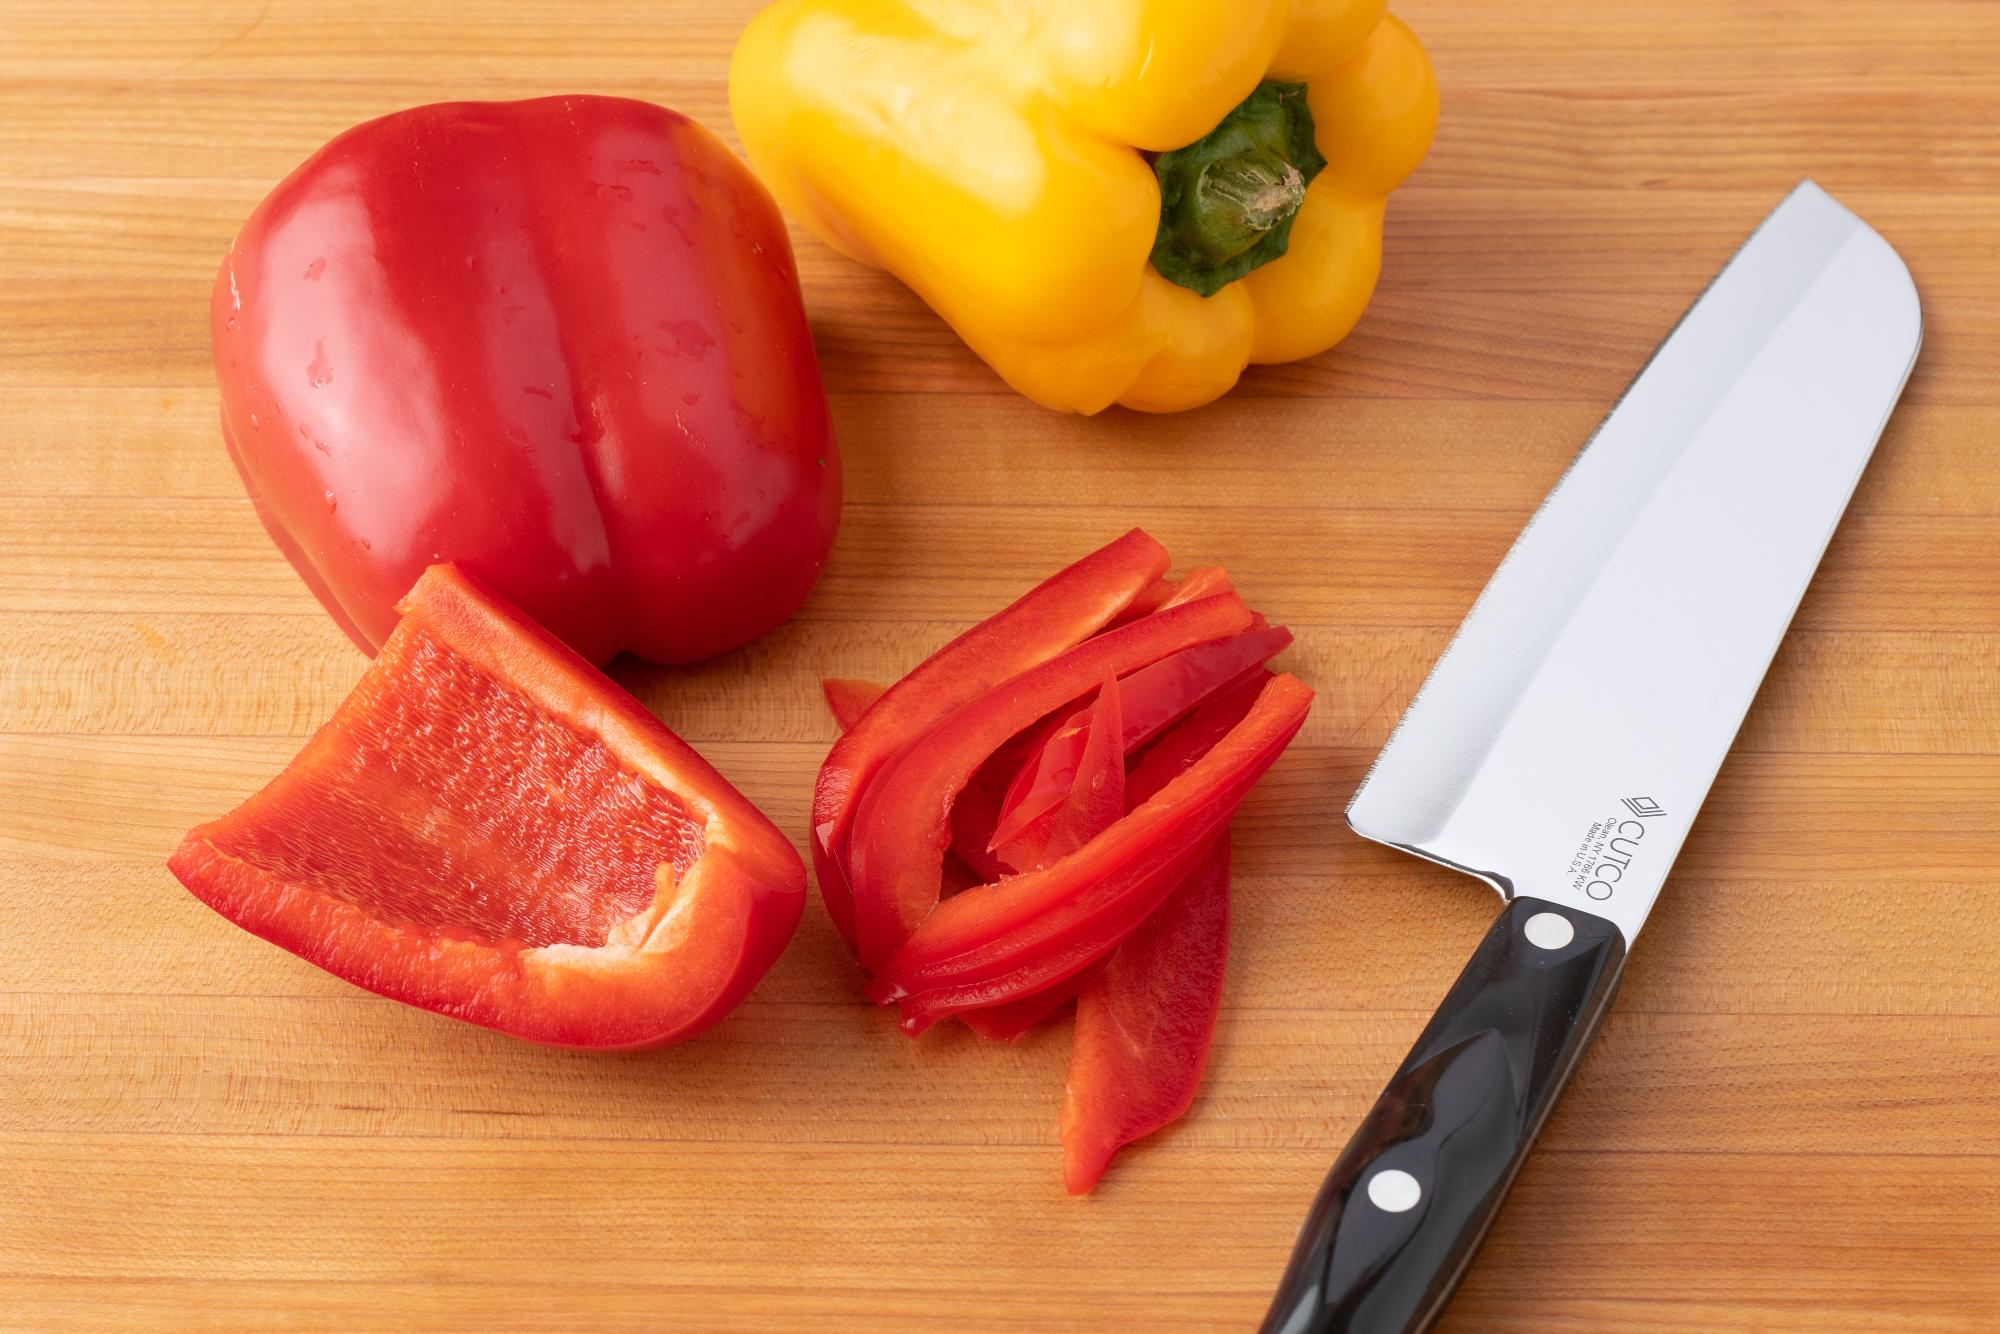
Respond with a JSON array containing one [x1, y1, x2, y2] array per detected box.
[[959, 955, 1109, 1042], [866, 673, 1311, 1029], [1155, 566, 1232, 611], [168, 565, 806, 1050], [998, 675, 1127, 872], [1126, 669, 1274, 807], [821, 678, 887, 732], [949, 765, 1014, 884], [948, 717, 1057, 883], [959, 680, 1127, 1037], [1105, 575, 1177, 628], [1062, 832, 1230, 1193], [848, 592, 1253, 969], [812, 529, 1168, 946], [988, 624, 1293, 857], [1053, 686, 1259, 1183]]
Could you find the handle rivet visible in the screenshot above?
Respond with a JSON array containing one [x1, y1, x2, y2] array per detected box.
[[1524, 911, 1574, 950], [1365, 1168, 1422, 1213]]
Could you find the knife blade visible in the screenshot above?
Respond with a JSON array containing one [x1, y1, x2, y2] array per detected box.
[[1260, 180, 1921, 1334]]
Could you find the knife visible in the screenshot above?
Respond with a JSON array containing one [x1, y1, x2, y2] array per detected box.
[[1260, 180, 1921, 1334]]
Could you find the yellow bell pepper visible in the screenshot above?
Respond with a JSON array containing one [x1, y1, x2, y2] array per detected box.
[[729, 0, 1438, 414]]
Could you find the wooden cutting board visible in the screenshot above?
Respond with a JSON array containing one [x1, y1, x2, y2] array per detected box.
[[4, 1, 1997, 1329]]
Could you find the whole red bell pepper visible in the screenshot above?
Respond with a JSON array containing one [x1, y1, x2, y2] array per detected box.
[[215, 95, 839, 666], [812, 529, 1168, 945], [169, 565, 806, 1049]]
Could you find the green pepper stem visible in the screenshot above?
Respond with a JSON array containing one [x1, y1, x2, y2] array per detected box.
[[1200, 156, 1307, 236], [1150, 81, 1327, 298]]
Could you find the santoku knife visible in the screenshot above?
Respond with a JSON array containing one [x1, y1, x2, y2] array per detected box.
[[1261, 181, 1921, 1334]]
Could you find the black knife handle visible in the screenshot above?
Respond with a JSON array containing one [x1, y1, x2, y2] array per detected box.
[[1260, 896, 1627, 1334]]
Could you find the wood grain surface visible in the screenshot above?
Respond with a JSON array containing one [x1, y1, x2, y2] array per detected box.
[[4, 1, 1998, 1329]]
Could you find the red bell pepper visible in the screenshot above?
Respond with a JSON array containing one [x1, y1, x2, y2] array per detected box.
[[848, 592, 1253, 968], [821, 678, 886, 732], [215, 95, 839, 666], [812, 530, 1168, 945], [1062, 833, 1231, 1194], [1126, 670, 1276, 805], [958, 957, 1108, 1043], [1103, 566, 1229, 629], [987, 624, 1293, 858], [866, 673, 1312, 1029], [956, 679, 1127, 1040], [819, 669, 1112, 1044], [1155, 566, 1234, 611], [168, 565, 805, 1049], [949, 719, 1054, 883], [991, 674, 1128, 873], [1055, 671, 1270, 1187], [813, 535, 1311, 1184]]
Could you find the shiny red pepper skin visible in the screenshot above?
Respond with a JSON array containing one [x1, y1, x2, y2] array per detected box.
[[215, 95, 839, 666]]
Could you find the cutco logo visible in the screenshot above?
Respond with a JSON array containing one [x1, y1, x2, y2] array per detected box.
[[1564, 798, 1668, 901]]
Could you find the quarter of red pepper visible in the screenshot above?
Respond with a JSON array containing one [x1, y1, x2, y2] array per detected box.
[[170, 565, 805, 1049]]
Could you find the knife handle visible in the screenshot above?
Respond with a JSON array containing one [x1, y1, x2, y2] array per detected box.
[[1260, 896, 1627, 1334]]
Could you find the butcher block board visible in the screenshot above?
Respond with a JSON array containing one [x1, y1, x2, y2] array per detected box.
[[3, 1, 1998, 1329]]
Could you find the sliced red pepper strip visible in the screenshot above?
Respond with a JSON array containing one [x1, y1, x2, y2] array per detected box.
[[1106, 575, 1176, 627], [1062, 832, 1231, 1194], [1057, 678, 1263, 1179], [167, 565, 806, 1050], [866, 673, 1311, 1028], [1155, 566, 1232, 611], [821, 678, 887, 732], [958, 956, 1109, 1043], [995, 674, 1127, 872], [1108, 567, 1232, 629], [961, 679, 1128, 1037], [1126, 669, 1274, 807], [812, 529, 1168, 946], [988, 624, 1292, 855], [948, 717, 1055, 883], [847, 591, 1254, 968]]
